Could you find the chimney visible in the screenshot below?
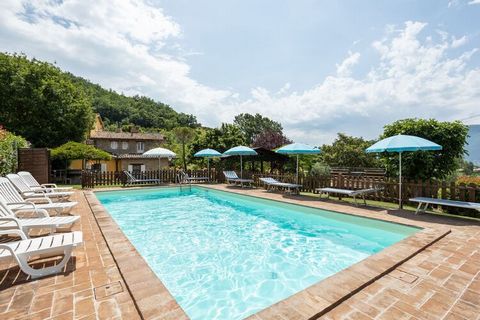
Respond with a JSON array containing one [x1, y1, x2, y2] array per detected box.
[[130, 126, 139, 134]]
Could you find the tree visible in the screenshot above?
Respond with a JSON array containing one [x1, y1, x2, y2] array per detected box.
[[234, 113, 283, 144], [0, 53, 199, 149], [71, 77, 199, 130], [320, 133, 380, 168], [173, 127, 196, 171], [0, 53, 94, 147], [0, 126, 29, 175], [51, 142, 111, 169], [381, 118, 469, 179], [190, 124, 246, 169], [191, 124, 246, 153], [252, 130, 292, 150]]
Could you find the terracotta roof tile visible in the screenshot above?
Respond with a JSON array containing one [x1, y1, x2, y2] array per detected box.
[[90, 131, 164, 141]]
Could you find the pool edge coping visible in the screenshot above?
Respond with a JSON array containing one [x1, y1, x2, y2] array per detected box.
[[84, 190, 190, 320], [84, 186, 451, 320]]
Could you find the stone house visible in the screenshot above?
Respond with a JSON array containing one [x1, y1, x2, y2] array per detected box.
[[70, 115, 170, 172]]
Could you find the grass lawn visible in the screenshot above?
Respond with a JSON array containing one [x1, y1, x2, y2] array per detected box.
[[299, 191, 480, 222]]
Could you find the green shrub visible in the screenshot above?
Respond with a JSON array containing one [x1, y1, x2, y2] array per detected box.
[[0, 127, 29, 175]]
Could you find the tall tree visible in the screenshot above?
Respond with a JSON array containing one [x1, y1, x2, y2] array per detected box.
[[173, 127, 196, 171], [320, 133, 380, 168], [0, 53, 94, 147], [381, 118, 469, 179], [234, 113, 283, 144], [252, 130, 292, 150]]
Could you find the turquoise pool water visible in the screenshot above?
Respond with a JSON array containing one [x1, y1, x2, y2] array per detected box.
[[96, 187, 418, 320]]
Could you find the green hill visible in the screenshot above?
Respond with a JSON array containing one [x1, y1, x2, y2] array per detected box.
[[69, 75, 199, 130], [0, 52, 199, 147]]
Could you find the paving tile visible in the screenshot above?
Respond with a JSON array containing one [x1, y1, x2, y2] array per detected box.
[[0, 191, 141, 319], [2, 185, 480, 319]]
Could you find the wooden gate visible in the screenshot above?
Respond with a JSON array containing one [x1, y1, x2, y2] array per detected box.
[[17, 148, 51, 184]]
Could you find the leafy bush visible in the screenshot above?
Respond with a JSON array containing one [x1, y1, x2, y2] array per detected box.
[[51, 142, 111, 161], [320, 133, 380, 168], [456, 175, 480, 185], [310, 162, 331, 176], [0, 127, 29, 175], [381, 118, 469, 180]]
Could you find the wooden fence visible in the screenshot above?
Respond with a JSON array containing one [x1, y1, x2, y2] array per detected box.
[[81, 170, 480, 214], [81, 169, 224, 188]]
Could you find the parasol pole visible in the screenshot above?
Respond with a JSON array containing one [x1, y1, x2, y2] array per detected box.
[[399, 152, 402, 209], [296, 154, 299, 185], [240, 155, 243, 179]]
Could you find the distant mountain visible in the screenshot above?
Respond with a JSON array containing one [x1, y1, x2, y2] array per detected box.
[[466, 125, 480, 165]]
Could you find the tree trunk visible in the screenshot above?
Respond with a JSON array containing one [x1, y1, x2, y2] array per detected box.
[[182, 142, 187, 171]]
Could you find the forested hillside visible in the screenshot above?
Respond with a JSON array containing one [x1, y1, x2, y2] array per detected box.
[[70, 76, 198, 130], [0, 53, 198, 147]]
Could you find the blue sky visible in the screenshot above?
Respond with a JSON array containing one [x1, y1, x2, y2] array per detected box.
[[1, 0, 479, 144], [157, 0, 480, 94]]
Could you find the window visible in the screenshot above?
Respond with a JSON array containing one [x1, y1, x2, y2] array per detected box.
[[136, 141, 144, 153], [129, 164, 144, 173], [110, 141, 118, 149], [122, 141, 129, 150]]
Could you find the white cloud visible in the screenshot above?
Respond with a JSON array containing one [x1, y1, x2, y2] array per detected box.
[[336, 51, 361, 77], [0, 2, 479, 145], [229, 21, 480, 143], [0, 0, 234, 122], [469, 0, 480, 4], [451, 35, 468, 48]]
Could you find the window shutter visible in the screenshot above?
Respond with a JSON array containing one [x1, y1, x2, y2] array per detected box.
[[140, 164, 146, 172], [128, 165, 133, 172]]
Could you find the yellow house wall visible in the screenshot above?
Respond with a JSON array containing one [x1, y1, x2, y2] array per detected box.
[[69, 159, 83, 170], [69, 159, 117, 171]]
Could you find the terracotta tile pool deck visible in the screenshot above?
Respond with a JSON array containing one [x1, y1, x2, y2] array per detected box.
[[1, 184, 479, 319]]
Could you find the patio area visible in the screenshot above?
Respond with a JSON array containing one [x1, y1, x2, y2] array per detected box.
[[0, 185, 479, 320]]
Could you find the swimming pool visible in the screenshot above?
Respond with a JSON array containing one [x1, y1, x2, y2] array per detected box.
[[96, 186, 419, 320]]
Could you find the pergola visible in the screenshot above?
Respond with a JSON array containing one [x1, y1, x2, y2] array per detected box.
[[245, 147, 290, 173]]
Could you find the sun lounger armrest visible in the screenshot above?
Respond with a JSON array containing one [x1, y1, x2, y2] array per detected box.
[[0, 217, 22, 229], [41, 183, 59, 188], [14, 207, 49, 218], [7, 201, 36, 209], [0, 229, 27, 240]]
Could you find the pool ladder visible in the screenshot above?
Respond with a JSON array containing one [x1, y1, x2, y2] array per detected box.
[[176, 173, 192, 191]]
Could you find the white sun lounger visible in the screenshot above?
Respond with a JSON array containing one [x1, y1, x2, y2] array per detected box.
[[0, 178, 77, 215], [259, 177, 301, 193], [410, 197, 480, 214], [0, 229, 82, 278], [0, 200, 80, 236], [316, 187, 382, 206], [18, 171, 73, 192], [123, 170, 160, 186], [7, 174, 73, 201], [223, 171, 254, 187]]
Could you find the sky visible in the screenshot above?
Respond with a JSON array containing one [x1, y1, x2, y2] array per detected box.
[[1, 0, 480, 145]]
